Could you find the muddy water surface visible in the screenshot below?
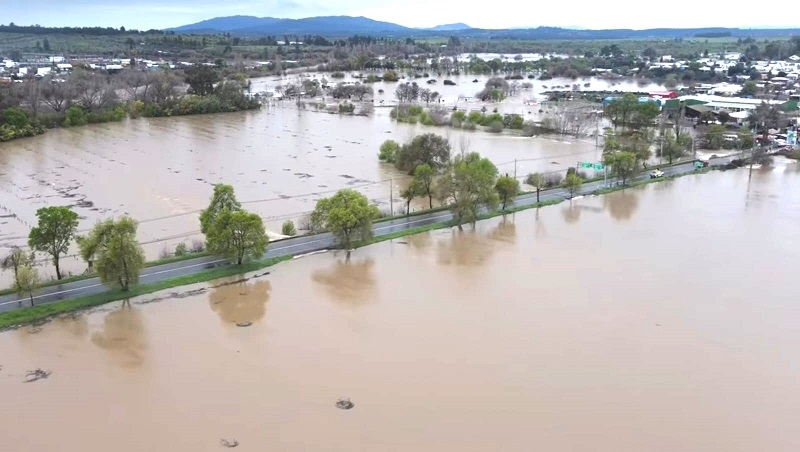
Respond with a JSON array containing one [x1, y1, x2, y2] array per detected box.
[[1, 166, 799, 451], [0, 74, 659, 282]]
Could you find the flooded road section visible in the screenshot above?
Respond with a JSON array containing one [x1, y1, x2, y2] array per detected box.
[[2, 166, 800, 451], [0, 75, 655, 281]]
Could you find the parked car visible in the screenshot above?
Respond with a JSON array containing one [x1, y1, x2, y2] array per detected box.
[[649, 169, 665, 179]]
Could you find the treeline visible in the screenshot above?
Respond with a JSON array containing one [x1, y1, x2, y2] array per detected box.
[[0, 23, 163, 35], [0, 65, 259, 142]]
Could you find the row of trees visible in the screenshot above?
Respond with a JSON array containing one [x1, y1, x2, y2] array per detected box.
[[0, 65, 259, 142], [2, 206, 147, 306]]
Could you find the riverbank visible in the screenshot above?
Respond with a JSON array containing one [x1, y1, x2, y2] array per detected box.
[[0, 157, 732, 330]]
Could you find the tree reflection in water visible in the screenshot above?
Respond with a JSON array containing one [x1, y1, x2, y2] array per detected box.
[[437, 217, 517, 267], [208, 277, 272, 325], [90, 303, 148, 368], [311, 257, 376, 308], [603, 189, 640, 222]]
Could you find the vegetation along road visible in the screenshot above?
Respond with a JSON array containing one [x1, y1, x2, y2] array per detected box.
[[0, 156, 737, 311]]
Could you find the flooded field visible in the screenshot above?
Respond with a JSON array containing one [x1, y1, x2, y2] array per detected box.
[[0, 74, 662, 282], [1, 165, 799, 451]]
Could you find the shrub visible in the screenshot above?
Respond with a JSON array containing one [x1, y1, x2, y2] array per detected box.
[[159, 245, 172, 259], [190, 239, 205, 253], [174, 242, 188, 256], [129, 100, 145, 118], [521, 120, 537, 137], [544, 173, 564, 188], [330, 71, 345, 78], [462, 121, 477, 131], [489, 121, 504, 133], [467, 111, 484, 123], [338, 101, 355, 113], [480, 113, 503, 126], [451, 111, 466, 122], [503, 114, 524, 129], [64, 106, 88, 127], [383, 71, 399, 82], [378, 139, 400, 163], [281, 220, 297, 236], [408, 105, 424, 116]]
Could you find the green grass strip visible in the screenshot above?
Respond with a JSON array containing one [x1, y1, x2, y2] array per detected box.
[[0, 255, 290, 331]]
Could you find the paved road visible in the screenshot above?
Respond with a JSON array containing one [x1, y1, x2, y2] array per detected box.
[[0, 156, 737, 311]]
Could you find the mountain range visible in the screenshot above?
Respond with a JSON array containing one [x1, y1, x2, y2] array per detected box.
[[168, 15, 800, 40]]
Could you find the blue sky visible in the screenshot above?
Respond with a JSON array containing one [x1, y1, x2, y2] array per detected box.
[[5, 0, 799, 30]]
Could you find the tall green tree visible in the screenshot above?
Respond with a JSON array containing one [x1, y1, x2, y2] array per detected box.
[[199, 184, 241, 235], [495, 175, 520, 210], [378, 139, 400, 163], [604, 151, 638, 186], [435, 152, 499, 229], [184, 65, 221, 96], [77, 216, 146, 291], [311, 189, 380, 252], [704, 124, 726, 150], [28, 206, 79, 280], [206, 210, 269, 265], [658, 130, 692, 164], [412, 163, 436, 209], [400, 185, 417, 215], [525, 172, 546, 203], [1, 247, 34, 291]]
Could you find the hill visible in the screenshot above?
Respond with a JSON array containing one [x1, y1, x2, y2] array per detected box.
[[427, 23, 472, 31], [167, 16, 800, 39]]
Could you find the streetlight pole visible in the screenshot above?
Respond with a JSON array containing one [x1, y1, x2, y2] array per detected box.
[[389, 178, 394, 217]]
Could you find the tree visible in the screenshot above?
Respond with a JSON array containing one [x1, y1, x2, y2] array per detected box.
[[77, 216, 146, 291], [28, 206, 79, 280], [17, 264, 39, 307], [717, 111, 732, 125], [700, 110, 716, 125], [396, 133, 451, 173], [737, 128, 755, 149], [740, 81, 757, 96], [378, 139, 400, 163], [525, 172, 546, 203], [199, 184, 241, 235], [1, 247, 34, 291], [564, 173, 583, 198], [184, 65, 220, 96], [41, 78, 73, 112], [704, 124, 726, 150], [659, 130, 691, 164], [69, 69, 118, 111], [604, 151, 638, 185], [435, 152, 499, 229], [42, 38, 50, 52], [495, 175, 520, 210], [412, 163, 436, 208], [400, 185, 417, 214], [206, 210, 269, 265], [310, 189, 380, 252]]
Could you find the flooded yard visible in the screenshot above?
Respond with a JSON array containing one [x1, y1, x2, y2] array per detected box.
[[1, 166, 799, 451]]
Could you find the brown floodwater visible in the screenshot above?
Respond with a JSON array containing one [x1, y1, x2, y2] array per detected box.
[[0, 74, 662, 282], [2, 166, 800, 451]]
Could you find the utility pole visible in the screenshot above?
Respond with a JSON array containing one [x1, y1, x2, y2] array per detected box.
[[389, 178, 394, 217], [513, 158, 517, 180]]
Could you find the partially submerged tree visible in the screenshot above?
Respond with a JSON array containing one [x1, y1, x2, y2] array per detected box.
[[525, 172, 546, 203], [16, 264, 39, 307], [395, 133, 451, 173], [28, 206, 79, 280], [311, 189, 380, 252], [1, 247, 34, 291], [199, 184, 242, 235], [378, 139, 400, 163], [206, 210, 269, 265], [77, 216, 146, 291], [412, 163, 436, 208], [495, 175, 520, 210], [435, 152, 499, 229], [604, 151, 638, 186]]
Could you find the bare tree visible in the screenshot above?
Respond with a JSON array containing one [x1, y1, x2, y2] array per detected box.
[[121, 69, 154, 102], [41, 79, 73, 112], [24, 77, 43, 118], [148, 71, 181, 104], [70, 69, 118, 111], [543, 104, 595, 137]]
